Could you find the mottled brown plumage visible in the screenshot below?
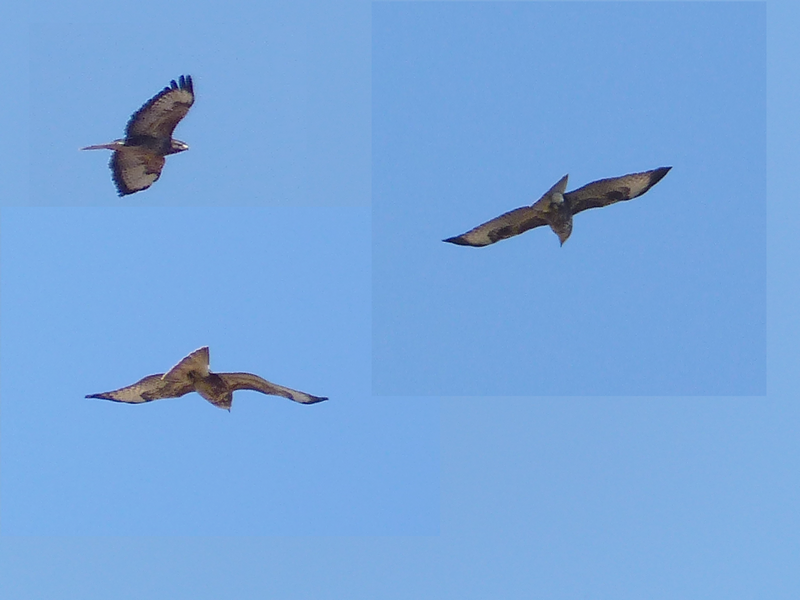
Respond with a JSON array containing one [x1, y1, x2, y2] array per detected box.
[[86, 347, 327, 411], [81, 75, 195, 196], [444, 167, 671, 247]]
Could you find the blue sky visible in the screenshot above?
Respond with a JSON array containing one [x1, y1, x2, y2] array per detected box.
[[373, 1, 765, 396], [2, 0, 799, 599], [23, 2, 369, 207], [2, 0, 437, 538], [1, 207, 438, 536]]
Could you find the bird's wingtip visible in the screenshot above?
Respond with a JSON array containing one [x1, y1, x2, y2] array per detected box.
[[650, 166, 672, 185], [299, 394, 329, 404], [443, 236, 471, 246]]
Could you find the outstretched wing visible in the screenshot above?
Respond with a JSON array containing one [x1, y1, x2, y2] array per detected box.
[[566, 167, 671, 215], [86, 373, 194, 404], [125, 75, 194, 142], [218, 372, 328, 404], [443, 206, 549, 247], [110, 148, 165, 196], [444, 175, 568, 247], [162, 346, 210, 383]]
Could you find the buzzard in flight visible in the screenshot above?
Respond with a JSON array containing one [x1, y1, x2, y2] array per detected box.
[[443, 167, 671, 247], [81, 75, 195, 196], [86, 347, 327, 411]]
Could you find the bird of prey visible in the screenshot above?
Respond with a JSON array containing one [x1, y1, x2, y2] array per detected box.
[[86, 347, 327, 411], [81, 75, 195, 196], [443, 167, 671, 247]]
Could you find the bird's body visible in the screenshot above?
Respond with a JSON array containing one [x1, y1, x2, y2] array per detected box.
[[444, 167, 671, 247], [86, 347, 327, 411], [82, 75, 195, 196]]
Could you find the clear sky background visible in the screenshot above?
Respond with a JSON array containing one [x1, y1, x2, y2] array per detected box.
[[1, 207, 438, 536], [2, 1, 799, 599], [373, 1, 765, 396], [21, 2, 370, 207]]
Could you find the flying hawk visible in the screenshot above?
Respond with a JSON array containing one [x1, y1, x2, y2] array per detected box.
[[443, 167, 671, 247], [86, 347, 327, 411], [81, 75, 195, 196]]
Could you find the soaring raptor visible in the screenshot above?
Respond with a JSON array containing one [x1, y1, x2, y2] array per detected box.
[[443, 167, 671, 247], [86, 347, 327, 411], [81, 75, 195, 196]]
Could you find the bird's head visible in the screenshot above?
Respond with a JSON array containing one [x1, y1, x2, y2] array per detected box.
[[531, 174, 569, 212], [170, 139, 190, 154], [547, 175, 568, 206]]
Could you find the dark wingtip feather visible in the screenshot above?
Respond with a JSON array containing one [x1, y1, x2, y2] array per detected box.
[[177, 75, 193, 94], [650, 166, 672, 185], [87, 393, 128, 403], [443, 236, 471, 246], [167, 75, 192, 93]]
